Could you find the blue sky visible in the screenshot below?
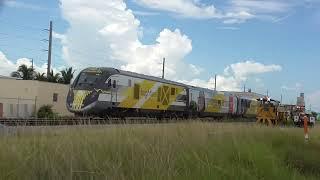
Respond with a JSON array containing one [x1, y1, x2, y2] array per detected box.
[[0, 0, 319, 111]]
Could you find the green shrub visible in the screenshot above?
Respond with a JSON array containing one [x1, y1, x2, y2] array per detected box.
[[37, 105, 57, 118]]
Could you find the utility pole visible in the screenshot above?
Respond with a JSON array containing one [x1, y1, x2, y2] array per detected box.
[[214, 74, 217, 91], [46, 21, 53, 77], [162, 57, 165, 79], [243, 84, 246, 92], [280, 94, 283, 104], [267, 89, 269, 97], [31, 58, 34, 80], [31, 58, 34, 70]]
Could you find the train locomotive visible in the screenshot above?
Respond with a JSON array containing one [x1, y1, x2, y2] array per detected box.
[[66, 67, 258, 119]]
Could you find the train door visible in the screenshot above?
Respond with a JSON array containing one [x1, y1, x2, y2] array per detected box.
[[188, 88, 199, 112], [229, 96, 234, 114], [110, 76, 118, 104], [0, 103, 3, 118], [198, 91, 205, 112]]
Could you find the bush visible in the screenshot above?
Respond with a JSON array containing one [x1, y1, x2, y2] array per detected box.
[[37, 105, 57, 118]]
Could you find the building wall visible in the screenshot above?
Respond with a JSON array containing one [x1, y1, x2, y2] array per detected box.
[[36, 81, 72, 116], [0, 78, 73, 118]]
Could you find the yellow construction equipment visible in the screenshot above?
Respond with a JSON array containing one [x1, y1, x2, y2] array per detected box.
[[256, 97, 287, 126]]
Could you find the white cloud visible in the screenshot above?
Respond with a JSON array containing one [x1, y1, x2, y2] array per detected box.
[[4, 0, 45, 11], [53, 31, 67, 44], [134, 0, 255, 23], [134, 0, 223, 19], [227, 61, 282, 80], [134, 0, 316, 23], [0, 50, 62, 76], [229, 0, 293, 14], [59, 0, 200, 81], [183, 61, 282, 91], [132, 10, 159, 16], [0, 51, 16, 76]]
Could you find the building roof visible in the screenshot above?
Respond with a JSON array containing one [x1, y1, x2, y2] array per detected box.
[[0, 75, 21, 80]]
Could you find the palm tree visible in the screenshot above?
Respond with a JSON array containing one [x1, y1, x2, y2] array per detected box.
[[47, 70, 61, 83], [60, 67, 75, 84], [35, 72, 47, 81], [15, 64, 34, 80], [10, 71, 21, 78]]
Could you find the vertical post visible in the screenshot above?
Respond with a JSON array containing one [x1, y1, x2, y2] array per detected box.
[[280, 94, 283, 104], [31, 58, 34, 80], [267, 89, 269, 97], [214, 74, 217, 91], [162, 57, 165, 79], [17, 97, 20, 118], [303, 115, 309, 141], [47, 21, 53, 77], [34, 96, 37, 118], [243, 84, 246, 92]]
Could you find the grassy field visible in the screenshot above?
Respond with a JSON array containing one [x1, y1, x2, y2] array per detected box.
[[0, 122, 320, 180]]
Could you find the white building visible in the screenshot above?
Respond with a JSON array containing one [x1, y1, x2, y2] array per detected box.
[[0, 76, 73, 118]]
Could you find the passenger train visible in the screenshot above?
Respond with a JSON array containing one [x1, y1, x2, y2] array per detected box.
[[66, 67, 259, 119]]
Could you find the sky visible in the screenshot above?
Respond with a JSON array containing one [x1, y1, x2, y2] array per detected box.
[[0, 0, 319, 111]]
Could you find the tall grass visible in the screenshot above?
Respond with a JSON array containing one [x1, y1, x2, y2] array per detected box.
[[0, 122, 320, 180]]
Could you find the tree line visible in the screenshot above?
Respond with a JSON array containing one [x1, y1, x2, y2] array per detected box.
[[10, 64, 75, 84]]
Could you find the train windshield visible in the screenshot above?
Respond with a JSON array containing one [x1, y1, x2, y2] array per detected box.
[[74, 72, 101, 89]]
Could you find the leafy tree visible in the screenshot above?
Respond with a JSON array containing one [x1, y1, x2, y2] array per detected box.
[[19, 64, 34, 80], [10, 71, 21, 78], [35, 72, 47, 81], [13, 64, 34, 80], [47, 70, 61, 83], [60, 67, 75, 84]]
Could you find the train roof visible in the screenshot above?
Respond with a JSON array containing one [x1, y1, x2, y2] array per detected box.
[[84, 67, 189, 87]]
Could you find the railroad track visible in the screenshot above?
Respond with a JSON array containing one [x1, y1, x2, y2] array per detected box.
[[0, 117, 255, 126]]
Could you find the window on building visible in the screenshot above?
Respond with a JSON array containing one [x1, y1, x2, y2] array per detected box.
[[24, 104, 28, 114], [10, 104, 14, 116], [128, 79, 132, 87], [53, 93, 58, 102], [171, 88, 176, 95]]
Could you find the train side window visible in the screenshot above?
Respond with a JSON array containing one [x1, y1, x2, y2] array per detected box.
[[171, 87, 175, 95], [112, 80, 116, 88], [128, 79, 132, 87]]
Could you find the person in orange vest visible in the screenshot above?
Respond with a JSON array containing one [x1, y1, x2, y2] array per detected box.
[[303, 114, 309, 140]]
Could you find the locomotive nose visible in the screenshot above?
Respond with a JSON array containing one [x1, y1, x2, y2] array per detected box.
[[69, 90, 94, 111]]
